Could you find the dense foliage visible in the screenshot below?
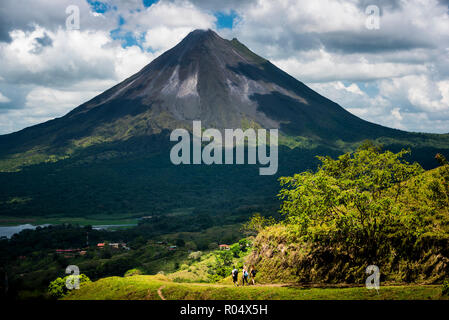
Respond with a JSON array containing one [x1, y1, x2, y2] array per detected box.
[[0, 221, 245, 299], [48, 274, 91, 299], [279, 143, 426, 253], [247, 144, 449, 283]]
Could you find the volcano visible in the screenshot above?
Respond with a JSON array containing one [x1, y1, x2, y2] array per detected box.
[[0, 29, 411, 154], [0, 29, 448, 225]]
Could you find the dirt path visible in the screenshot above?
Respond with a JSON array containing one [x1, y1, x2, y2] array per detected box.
[[177, 282, 291, 288], [157, 285, 166, 300]]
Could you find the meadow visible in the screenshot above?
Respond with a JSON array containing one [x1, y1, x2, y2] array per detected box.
[[64, 275, 447, 300]]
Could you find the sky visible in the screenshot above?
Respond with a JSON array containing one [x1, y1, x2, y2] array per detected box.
[[0, 0, 448, 134]]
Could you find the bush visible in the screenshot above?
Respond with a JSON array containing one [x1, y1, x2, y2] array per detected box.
[[48, 274, 91, 299], [188, 251, 202, 261], [278, 143, 424, 255], [246, 144, 449, 284], [442, 279, 449, 296], [124, 268, 143, 277]]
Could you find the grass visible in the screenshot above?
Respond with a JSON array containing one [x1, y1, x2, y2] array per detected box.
[[64, 275, 447, 300], [167, 253, 216, 283], [0, 214, 139, 227]]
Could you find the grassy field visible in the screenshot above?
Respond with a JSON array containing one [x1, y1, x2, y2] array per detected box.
[[64, 275, 447, 300], [0, 214, 139, 226]]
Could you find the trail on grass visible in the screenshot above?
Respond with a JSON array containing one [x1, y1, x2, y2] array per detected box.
[[158, 285, 166, 300]]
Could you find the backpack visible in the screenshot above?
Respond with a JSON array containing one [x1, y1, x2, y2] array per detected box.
[[244, 270, 248, 277]]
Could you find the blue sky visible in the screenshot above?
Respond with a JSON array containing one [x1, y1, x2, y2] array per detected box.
[[92, 1, 239, 49]]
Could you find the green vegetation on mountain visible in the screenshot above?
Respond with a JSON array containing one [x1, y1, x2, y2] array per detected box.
[[26, 146, 443, 301], [48, 274, 91, 299], [1, 29, 449, 301], [0, 29, 448, 228], [246, 145, 449, 284]]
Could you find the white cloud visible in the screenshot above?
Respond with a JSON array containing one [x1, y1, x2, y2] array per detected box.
[[272, 50, 428, 83], [0, 24, 154, 133], [0, 26, 154, 86], [138, 1, 216, 53], [0, 92, 10, 103], [1, 0, 449, 134], [224, 0, 449, 133], [25, 86, 100, 114], [309, 75, 449, 133], [378, 75, 449, 112]]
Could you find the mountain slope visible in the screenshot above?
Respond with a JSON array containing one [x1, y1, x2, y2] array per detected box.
[[0, 29, 434, 161], [0, 29, 448, 222]]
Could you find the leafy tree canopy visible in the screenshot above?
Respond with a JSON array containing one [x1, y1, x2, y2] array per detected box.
[[278, 142, 429, 250]]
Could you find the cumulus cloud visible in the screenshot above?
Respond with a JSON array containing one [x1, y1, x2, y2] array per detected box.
[[0, 0, 115, 41], [0, 92, 10, 103], [0, 24, 154, 133], [139, 1, 216, 53], [224, 0, 449, 133], [0, 0, 448, 134], [0, 0, 218, 133]]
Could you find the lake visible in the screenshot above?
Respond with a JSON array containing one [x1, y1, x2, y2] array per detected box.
[[0, 223, 137, 238], [0, 224, 51, 238]]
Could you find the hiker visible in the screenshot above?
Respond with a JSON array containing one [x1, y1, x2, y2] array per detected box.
[[242, 266, 249, 286], [231, 266, 239, 286], [250, 266, 257, 285]]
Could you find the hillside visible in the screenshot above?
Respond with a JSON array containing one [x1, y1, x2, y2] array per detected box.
[[246, 155, 449, 285], [63, 275, 446, 300], [63, 155, 449, 300]]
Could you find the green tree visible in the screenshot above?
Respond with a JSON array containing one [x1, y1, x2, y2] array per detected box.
[[48, 274, 91, 299], [241, 213, 276, 236], [278, 143, 424, 256], [124, 268, 142, 277], [209, 250, 234, 280], [230, 243, 241, 258]]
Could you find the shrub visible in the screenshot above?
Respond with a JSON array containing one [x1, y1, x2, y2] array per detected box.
[[442, 279, 449, 296], [124, 268, 143, 277], [278, 143, 424, 255], [180, 264, 189, 270], [48, 274, 91, 299], [246, 144, 449, 284], [188, 251, 202, 261]]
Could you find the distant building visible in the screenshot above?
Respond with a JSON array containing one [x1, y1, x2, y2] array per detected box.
[[96, 242, 127, 249], [219, 244, 230, 250], [56, 249, 81, 254], [168, 245, 177, 250], [55, 249, 83, 257], [108, 242, 128, 249]]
